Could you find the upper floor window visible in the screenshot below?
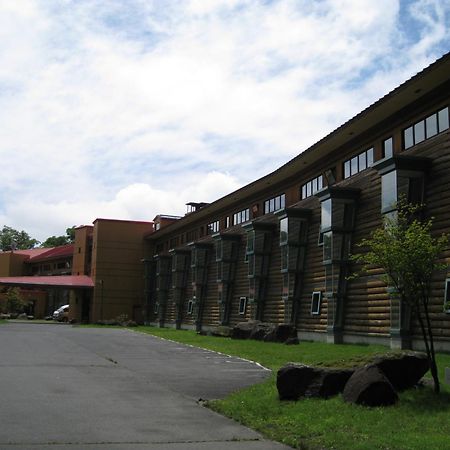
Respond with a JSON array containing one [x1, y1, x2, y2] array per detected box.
[[207, 220, 220, 235], [383, 137, 393, 159], [301, 175, 323, 199], [264, 193, 285, 214], [233, 208, 250, 225], [343, 147, 374, 179], [403, 106, 449, 149]]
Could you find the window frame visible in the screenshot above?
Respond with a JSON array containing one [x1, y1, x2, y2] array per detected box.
[[311, 291, 322, 315], [238, 296, 247, 315]]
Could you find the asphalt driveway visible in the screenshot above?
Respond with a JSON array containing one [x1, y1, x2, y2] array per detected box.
[[0, 322, 290, 449]]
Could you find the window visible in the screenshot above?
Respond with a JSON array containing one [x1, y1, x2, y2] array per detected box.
[[321, 199, 332, 230], [186, 229, 198, 242], [207, 220, 220, 234], [301, 175, 323, 199], [187, 299, 194, 315], [403, 106, 449, 149], [383, 137, 393, 158], [279, 217, 288, 245], [264, 193, 286, 214], [444, 279, 450, 314], [233, 208, 250, 225], [311, 291, 321, 315], [381, 171, 397, 213], [343, 147, 374, 179], [238, 297, 247, 315]]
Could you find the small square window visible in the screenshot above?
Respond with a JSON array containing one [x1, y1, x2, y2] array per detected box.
[[311, 291, 322, 315], [239, 297, 247, 315]]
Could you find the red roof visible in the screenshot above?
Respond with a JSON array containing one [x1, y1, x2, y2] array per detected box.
[[2, 245, 74, 262], [28, 245, 74, 262], [0, 275, 94, 288]]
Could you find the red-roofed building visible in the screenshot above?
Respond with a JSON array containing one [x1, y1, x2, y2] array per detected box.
[[0, 219, 154, 322]]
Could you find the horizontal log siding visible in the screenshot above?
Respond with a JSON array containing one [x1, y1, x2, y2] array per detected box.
[[229, 239, 250, 325], [165, 274, 175, 325], [202, 252, 219, 327], [409, 131, 450, 340], [343, 167, 390, 335], [296, 196, 327, 333], [182, 267, 194, 326], [263, 229, 284, 324]]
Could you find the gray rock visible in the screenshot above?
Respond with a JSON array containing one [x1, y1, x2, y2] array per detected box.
[[343, 365, 398, 407], [276, 363, 354, 400], [371, 351, 429, 391]]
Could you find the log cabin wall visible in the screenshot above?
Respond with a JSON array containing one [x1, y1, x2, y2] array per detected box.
[[145, 54, 450, 350]]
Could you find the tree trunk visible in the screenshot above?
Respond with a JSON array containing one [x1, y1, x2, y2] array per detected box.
[[422, 296, 440, 394]]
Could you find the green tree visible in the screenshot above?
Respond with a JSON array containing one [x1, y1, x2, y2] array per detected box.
[[352, 201, 448, 393], [0, 225, 40, 251], [41, 226, 76, 248], [5, 288, 27, 314]]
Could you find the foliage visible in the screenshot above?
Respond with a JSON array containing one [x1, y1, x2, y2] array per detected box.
[[131, 327, 450, 450], [4, 288, 27, 314], [0, 225, 40, 251], [41, 226, 76, 248], [352, 200, 448, 393]]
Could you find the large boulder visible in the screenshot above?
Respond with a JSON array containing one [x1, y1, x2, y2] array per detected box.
[[371, 351, 429, 391], [230, 321, 258, 340], [343, 365, 398, 407], [264, 324, 297, 343], [277, 363, 354, 400], [231, 321, 297, 343]]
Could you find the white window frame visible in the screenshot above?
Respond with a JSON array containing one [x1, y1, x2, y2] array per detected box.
[[311, 291, 322, 315], [238, 296, 247, 315]]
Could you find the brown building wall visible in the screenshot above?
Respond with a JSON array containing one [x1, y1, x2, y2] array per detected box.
[[72, 226, 93, 276], [146, 60, 450, 349], [90, 219, 153, 323]]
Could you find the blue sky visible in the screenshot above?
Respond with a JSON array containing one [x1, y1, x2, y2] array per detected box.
[[0, 0, 449, 241]]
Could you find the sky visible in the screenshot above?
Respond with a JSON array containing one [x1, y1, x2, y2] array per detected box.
[[0, 0, 449, 242]]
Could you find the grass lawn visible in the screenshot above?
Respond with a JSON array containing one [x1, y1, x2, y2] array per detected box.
[[134, 326, 450, 450]]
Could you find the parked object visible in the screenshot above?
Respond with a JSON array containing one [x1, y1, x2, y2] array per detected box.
[[53, 304, 69, 322]]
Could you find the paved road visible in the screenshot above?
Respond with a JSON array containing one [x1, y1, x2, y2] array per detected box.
[[0, 323, 290, 450]]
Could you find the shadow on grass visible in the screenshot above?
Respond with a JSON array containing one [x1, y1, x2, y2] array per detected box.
[[400, 388, 450, 412]]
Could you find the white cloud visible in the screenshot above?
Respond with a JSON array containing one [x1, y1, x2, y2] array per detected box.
[[0, 0, 449, 241]]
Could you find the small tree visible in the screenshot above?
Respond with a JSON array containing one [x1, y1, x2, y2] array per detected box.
[[352, 201, 448, 394], [5, 288, 27, 315]]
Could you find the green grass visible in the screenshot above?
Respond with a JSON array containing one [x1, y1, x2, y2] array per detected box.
[[0, 319, 7, 325], [133, 326, 450, 450]]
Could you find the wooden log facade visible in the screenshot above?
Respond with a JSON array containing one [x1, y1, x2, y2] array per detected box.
[[145, 53, 450, 351]]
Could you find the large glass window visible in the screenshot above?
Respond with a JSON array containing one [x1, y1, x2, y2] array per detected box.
[[321, 199, 332, 230], [279, 217, 288, 244], [381, 171, 397, 212]]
